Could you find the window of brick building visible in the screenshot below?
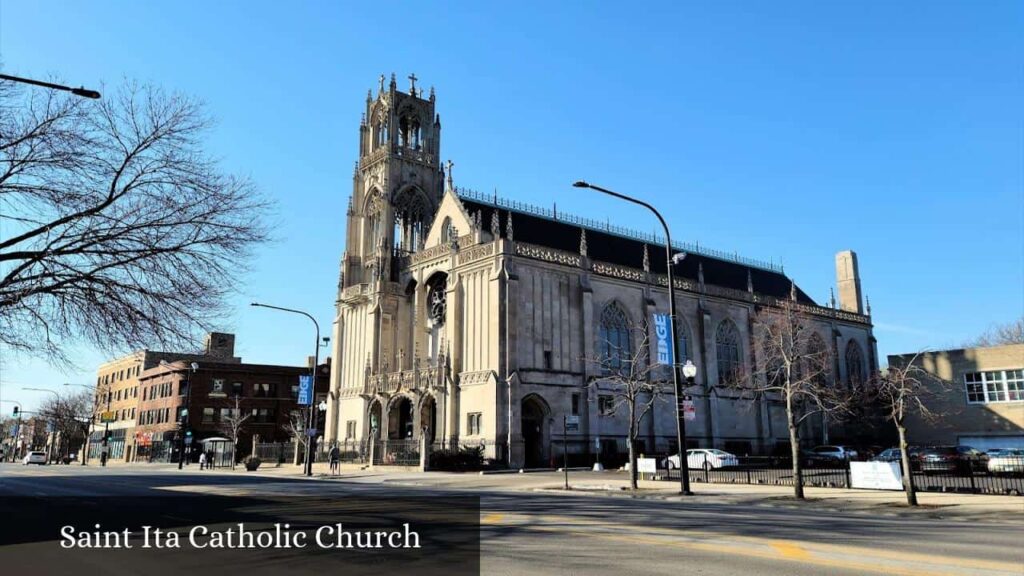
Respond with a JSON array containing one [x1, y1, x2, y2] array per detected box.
[[965, 370, 1024, 404]]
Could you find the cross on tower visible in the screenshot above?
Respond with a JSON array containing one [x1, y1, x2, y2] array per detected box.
[[408, 73, 418, 93], [445, 159, 455, 190]]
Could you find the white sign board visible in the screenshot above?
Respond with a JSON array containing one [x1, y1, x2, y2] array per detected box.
[[683, 400, 695, 421], [565, 415, 580, 432], [637, 458, 657, 474], [850, 461, 903, 490]]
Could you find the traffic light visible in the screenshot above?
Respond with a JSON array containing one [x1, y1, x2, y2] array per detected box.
[[12, 406, 18, 416], [185, 430, 192, 437]]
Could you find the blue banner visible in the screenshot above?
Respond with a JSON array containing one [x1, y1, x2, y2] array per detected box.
[[297, 374, 313, 406], [652, 312, 674, 366]]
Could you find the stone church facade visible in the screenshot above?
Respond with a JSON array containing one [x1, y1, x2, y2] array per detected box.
[[325, 75, 878, 468]]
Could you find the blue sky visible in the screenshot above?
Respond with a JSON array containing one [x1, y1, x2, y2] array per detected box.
[[1, 1, 1021, 411]]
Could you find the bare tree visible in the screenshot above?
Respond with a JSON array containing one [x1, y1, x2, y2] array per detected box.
[[868, 353, 951, 506], [218, 395, 250, 469], [37, 389, 93, 461], [965, 317, 1024, 348], [586, 321, 667, 490], [726, 300, 855, 499], [285, 409, 310, 464], [0, 78, 271, 363]]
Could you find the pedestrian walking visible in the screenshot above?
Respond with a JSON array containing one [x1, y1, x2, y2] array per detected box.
[[329, 444, 341, 475], [198, 451, 207, 470]]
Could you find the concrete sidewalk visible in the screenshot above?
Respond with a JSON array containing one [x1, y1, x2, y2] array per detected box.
[[214, 462, 1024, 523]]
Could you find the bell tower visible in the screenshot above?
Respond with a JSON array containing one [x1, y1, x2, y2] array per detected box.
[[341, 73, 443, 289]]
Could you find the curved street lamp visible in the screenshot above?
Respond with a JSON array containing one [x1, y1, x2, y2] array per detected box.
[[572, 180, 693, 495], [0, 73, 101, 98], [251, 302, 323, 477]]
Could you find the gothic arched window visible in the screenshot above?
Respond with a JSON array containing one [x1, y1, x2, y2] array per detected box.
[[399, 114, 422, 149], [804, 333, 829, 386], [392, 187, 431, 252], [374, 110, 389, 148], [675, 319, 690, 366], [364, 189, 385, 253], [845, 340, 865, 388], [715, 319, 741, 384], [599, 302, 632, 374], [427, 275, 447, 327]]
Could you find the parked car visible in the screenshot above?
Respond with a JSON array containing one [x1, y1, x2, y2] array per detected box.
[[918, 446, 988, 474], [663, 449, 739, 470], [986, 448, 1024, 475], [804, 445, 859, 464], [22, 451, 46, 465], [871, 448, 901, 462], [870, 446, 923, 468]]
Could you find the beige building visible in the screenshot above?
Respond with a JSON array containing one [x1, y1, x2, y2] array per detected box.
[[888, 345, 1024, 450], [90, 333, 240, 461], [325, 75, 878, 467]]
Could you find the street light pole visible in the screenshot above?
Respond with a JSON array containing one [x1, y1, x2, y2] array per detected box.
[[572, 181, 693, 495], [178, 362, 199, 470], [251, 302, 321, 477], [0, 73, 101, 99]]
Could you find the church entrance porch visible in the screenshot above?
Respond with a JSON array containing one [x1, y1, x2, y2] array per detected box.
[[388, 396, 414, 440], [419, 396, 437, 444], [521, 395, 551, 468]]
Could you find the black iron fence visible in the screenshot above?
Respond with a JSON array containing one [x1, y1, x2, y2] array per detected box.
[[372, 439, 421, 466], [254, 441, 296, 466], [657, 452, 1024, 496], [429, 439, 508, 471], [315, 440, 371, 465]]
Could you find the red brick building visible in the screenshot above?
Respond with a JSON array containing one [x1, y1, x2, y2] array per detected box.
[[133, 358, 330, 462]]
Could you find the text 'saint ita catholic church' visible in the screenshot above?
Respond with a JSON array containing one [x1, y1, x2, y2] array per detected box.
[[325, 74, 877, 468]]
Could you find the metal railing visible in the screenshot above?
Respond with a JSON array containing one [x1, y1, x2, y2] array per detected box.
[[456, 187, 783, 272], [656, 453, 1024, 496], [315, 440, 370, 465]]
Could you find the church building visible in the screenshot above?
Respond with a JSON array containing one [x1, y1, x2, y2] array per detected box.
[[325, 74, 878, 468]]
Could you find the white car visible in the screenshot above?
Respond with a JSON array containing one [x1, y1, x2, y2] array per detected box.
[[986, 448, 1024, 474], [22, 451, 47, 465], [663, 449, 739, 470]]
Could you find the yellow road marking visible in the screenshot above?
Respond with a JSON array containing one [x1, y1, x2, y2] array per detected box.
[[771, 540, 811, 560], [481, 511, 1022, 575]]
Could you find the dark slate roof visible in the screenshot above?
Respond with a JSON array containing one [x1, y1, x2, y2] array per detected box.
[[459, 193, 816, 305]]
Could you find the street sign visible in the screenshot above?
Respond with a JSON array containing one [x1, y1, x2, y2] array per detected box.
[[297, 375, 313, 405], [306, 428, 318, 437], [682, 399, 695, 421], [184, 437, 192, 445], [99, 411, 116, 423], [565, 415, 579, 432]]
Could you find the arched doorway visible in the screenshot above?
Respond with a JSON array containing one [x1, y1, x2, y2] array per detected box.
[[521, 395, 550, 468], [420, 396, 437, 445], [388, 396, 414, 440]]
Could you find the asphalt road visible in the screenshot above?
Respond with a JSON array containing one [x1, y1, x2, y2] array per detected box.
[[1, 463, 1021, 576]]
